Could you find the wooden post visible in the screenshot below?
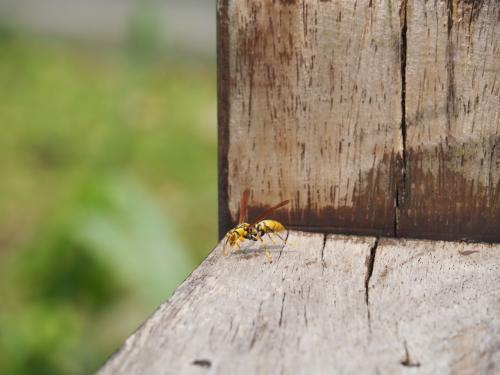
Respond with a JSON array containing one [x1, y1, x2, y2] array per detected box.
[[218, 0, 500, 242]]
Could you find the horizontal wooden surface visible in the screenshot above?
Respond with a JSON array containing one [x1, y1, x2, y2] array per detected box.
[[218, 0, 500, 242], [99, 231, 500, 374]]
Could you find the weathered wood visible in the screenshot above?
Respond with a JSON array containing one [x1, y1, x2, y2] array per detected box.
[[400, 0, 500, 241], [218, 0, 403, 237], [369, 237, 500, 373], [98, 231, 500, 374], [218, 0, 500, 242]]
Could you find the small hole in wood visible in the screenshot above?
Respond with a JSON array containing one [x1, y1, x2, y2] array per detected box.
[[192, 359, 211, 368], [400, 359, 421, 368]]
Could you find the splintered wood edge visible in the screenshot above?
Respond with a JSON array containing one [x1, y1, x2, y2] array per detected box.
[[98, 231, 500, 374]]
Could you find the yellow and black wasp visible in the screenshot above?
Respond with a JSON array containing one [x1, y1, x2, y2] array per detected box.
[[223, 189, 290, 262]]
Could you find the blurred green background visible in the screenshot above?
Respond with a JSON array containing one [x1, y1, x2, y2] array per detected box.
[[0, 1, 217, 373]]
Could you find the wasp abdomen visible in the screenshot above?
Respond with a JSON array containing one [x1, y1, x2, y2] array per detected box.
[[255, 220, 285, 235]]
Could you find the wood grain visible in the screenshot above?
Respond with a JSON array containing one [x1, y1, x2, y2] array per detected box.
[[98, 231, 500, 374], [219, 0, 403, 237], [400, 0, 500, 241], [369, 237, 500, 373]]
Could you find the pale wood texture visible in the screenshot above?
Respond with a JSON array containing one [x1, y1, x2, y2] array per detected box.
[[400, 0, 500, 241], [219, 0, 403, 236], [218, 0, 500, 242], [99, 231, 500, 374]]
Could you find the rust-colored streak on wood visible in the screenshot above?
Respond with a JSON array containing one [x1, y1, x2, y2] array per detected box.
[[222, 0, 403, 236], [402, 0, 500, 241]]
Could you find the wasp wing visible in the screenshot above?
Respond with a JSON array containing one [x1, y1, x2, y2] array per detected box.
[[248, 200, 290, 228], [238, 189, 250, 224]]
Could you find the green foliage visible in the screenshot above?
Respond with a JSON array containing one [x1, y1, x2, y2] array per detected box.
[[0, 33, 216, 374]]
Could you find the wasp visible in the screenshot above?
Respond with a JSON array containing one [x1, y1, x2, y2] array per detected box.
[[223, 189, 290, 262]]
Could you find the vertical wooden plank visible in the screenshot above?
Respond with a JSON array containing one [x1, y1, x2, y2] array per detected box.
[[401, 0, 500, 241], [218, 0, 403, 236]]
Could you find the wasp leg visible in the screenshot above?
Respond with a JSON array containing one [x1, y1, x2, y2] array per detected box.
[[223, 238, 229, 256], [256, 235, 272, 262], [270, 231, 284, 243], [274, 231, 293, 248], [235, 241, 242, 252], [267, 231, 292, 250], [266, 233, 277, 245]]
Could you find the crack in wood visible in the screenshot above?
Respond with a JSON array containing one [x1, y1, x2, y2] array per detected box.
[[303, 304, 308, 328], [278, 292, 286, 327], [446, 0, 456, 132], [400, 340, 421, 368], [364, 237, 379, 334], [249, 301, 265, 350], [230, 324, 240, 343], [396, 0, 408, 237], [321, 233, 327, 274]]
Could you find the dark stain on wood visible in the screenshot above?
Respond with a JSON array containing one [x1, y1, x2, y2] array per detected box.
[[217, 0, 231, 239], [234, 153, 400, 237], [459, 250, 480, 256], [453, 0, 487, 24], [380, 265, 390, 280], [398, 149, 500, 242], [277, 0, 299, 5]]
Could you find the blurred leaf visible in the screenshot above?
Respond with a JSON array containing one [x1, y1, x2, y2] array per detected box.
[[76, 175, 193, 303]]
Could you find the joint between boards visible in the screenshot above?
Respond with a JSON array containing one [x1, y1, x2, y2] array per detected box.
[[395, 0, 408, 237], [364, 237, 379, 335]]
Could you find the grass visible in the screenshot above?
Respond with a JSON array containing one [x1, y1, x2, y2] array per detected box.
[[0, 32, 217, 374]]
